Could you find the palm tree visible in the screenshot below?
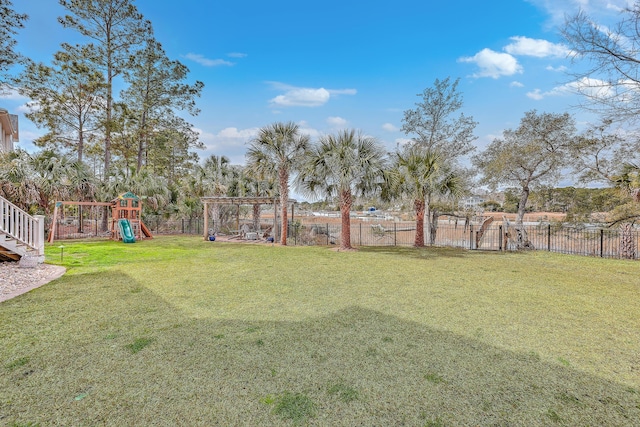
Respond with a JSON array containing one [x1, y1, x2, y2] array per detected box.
[[31, 151, 97, 231], [227, 165, 277, 233], [193, 155, 232, 234], [247, 122, 310, 245], [296, 129, 387, 251], [388, 145, 462, 247], [0, 149, 40, 211]]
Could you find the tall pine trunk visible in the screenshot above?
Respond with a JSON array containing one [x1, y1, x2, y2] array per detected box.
[[77, 116, 84, 163], [137, 110, 147, 171], [104, 67, 113, 176]]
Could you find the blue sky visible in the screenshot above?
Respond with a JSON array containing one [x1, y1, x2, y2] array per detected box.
[[2, 0, 633, 165]]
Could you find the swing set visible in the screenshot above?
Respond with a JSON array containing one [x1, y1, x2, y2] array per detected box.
[[48, 192, 153, 244]]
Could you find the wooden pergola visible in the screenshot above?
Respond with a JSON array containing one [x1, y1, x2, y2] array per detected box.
[[200, 196, 297, 241]]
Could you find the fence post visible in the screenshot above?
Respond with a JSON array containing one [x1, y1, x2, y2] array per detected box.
[[499, 225, 503, 251], [600, 229, 604, 258], [394, 222, 397, 246], [359, 222, 362, 246], [327, 223, 329, 245], [469, 225, 474, 250], [548, 224, 551, 252]]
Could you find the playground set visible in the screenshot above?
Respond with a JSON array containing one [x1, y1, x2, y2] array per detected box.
[[48, 192, 152, 244]]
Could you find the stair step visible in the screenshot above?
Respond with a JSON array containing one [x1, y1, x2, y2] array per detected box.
[[0, 250, 20, 261]]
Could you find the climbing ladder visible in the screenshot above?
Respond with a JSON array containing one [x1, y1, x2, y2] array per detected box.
[[0, 195, 45, 261]]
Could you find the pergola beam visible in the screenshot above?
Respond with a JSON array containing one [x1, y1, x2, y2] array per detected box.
[[200, 196, 296, 205]]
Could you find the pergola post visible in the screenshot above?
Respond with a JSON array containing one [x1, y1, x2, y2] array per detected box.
[[236, 204, 240, 232], [203, 201, 209, 240]]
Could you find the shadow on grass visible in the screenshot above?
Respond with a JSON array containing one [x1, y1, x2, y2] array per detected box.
[[2, 272, 639, 426], [358, 245, 504, 260]]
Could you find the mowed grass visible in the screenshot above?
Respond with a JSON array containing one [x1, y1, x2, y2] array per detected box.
[[1, 236, 639, 426]]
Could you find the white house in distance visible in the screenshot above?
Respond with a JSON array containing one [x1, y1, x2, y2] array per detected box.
[[0, 107, 18, 152], [459, 195, 485, 211]]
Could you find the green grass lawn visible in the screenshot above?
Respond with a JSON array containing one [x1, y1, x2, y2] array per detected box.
[[1, 236, 639, 426]]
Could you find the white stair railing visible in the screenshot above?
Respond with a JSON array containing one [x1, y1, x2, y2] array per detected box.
[[0, 196, 45, 256]]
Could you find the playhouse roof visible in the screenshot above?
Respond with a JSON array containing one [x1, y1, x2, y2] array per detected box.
[[114, 192, 139, 201]]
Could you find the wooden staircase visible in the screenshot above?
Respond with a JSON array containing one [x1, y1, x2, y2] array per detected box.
[[0, 196, 45, 262]]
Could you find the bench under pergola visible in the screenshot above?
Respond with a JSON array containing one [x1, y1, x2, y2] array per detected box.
[[200, 196, 297, 241]]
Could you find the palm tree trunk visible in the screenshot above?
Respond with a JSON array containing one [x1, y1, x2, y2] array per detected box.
[[414, 198, 425, 247], [339, 190, 353, 250], [279, 168, 288, 245], [429, 208, 439, 245], [425, 193, 433, 245]]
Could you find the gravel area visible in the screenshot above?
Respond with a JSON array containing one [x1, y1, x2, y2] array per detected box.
[[0, 262, 66, 302]]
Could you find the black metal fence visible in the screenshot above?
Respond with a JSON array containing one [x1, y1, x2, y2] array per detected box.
[[144, 217, 205, 236], [288, 220, 640, 260], [50, 214, 640, 260]]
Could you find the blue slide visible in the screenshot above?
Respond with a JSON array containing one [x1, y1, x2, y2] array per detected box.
[[118, 219, 136, 243]]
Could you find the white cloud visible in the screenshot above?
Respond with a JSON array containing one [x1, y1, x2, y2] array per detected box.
[[184, 53, 234, 67], [196, 123, 322, 164], [510, 81, 525, 88], [382, 123, 398, 132], [196, 126, 258, 151], [297, 121, 321, 138], [526, 89, 545, 100], [546, 65, 568, 72], [327, 116, 348, 127], [0, 85, 26, 100], [217, 127, 257, 139], [227, 52, 247, 58], [569, 76, 618, 99], [267, 82, 356, 107], [328, 88, 357, 96], [17, 130, 42, 143], [504, 36, 571, 58], [16, 103, 34, 113], [271, 87, 330, 107], [526, 0, 634, 26], [458, 48, 523, 79], [525, 77, 616, 100]]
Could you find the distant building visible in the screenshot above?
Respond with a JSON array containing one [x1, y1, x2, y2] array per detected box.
[[459, 195, 485, 210], [0, 108, 19, 152]]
